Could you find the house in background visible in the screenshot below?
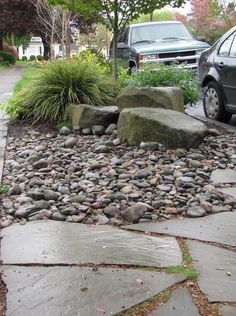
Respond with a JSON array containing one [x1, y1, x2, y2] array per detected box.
[[17, 37, 44, 59], [17, 37, 60, 60]]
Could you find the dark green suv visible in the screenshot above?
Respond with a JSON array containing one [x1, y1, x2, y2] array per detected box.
[[111, 21, 210, 72]]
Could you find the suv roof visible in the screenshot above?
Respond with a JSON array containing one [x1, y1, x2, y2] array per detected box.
[[129, 21, 183, 28]]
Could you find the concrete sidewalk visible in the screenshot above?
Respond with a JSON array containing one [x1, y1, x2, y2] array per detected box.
[[0, 65, 24, 182]]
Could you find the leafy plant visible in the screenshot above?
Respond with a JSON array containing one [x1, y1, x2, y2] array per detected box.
[[119, 63, 199, 104], [56, 120, 73, 130], [0, 51, 16, 65], [22, 56, 28, 61], [6, 58, 115, 122], [0, 184, 8, 193], [37, 55, 43, 61], [166, 266, 198, 279], [30, 55, 36, 61]]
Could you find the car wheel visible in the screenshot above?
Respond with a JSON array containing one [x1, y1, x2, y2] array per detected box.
[[128, 66, 136, 75], [203, 81, 232, 123]]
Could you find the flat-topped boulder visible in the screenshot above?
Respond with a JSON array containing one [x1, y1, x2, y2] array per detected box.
[[116, 86, 184, 112], [117, 107, 208, 149], [68, 104, 119, 128]]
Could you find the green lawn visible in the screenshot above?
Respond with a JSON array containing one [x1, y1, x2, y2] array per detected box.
[[14, 65, 38, 94], [16, 60, 33, 66]]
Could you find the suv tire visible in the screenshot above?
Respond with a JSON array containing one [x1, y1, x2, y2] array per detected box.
[[203, 81, 232, 123]]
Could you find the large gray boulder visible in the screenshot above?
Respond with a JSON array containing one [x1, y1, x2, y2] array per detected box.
[[68, 104, 119, 128], [116, 87, 184, 112], [117, 107, 208, 149]]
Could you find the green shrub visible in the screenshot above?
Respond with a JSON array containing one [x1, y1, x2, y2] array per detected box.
[[30, 55, 36, 61], [6, 58, 115, 122], [0, 51, 16, 65], [37, 55, 43, 61], [78, 49, 112, 74], [119, 63, 199, 104], [22, 56, 28, 61]]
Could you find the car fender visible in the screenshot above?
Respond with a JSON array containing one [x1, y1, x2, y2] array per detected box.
[[202, 68, 228, 104]]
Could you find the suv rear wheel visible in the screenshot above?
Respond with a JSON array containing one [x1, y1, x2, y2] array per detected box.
[[203, 81, 232, 123]]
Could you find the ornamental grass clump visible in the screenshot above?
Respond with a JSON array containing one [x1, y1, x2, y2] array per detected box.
[[7, 58, 115, 122]]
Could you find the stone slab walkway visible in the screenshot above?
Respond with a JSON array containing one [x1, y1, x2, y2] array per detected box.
[[149, 288, 200, 316], [2, 212, 236, 315], [1, 221, 182, 267], [124, 212, 236, 246], [2, 266, 186, 316], [219, 305, 236, 316], [187, 240, 236, 302]]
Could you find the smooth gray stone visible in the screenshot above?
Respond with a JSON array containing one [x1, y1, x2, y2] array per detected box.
[[211, 169, 236, 184], [150, 288, 200, 316], [1, 221, 182, 266], [187, 240, 236, 302], [2, 266, 186, 316], [124, 212, 236, 246], [218, 188, 236, 200], [219, 305, 236, 316]]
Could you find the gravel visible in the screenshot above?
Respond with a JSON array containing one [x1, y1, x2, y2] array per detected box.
[[1, 122, 236, 228]]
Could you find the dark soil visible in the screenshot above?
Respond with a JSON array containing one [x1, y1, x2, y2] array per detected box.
[[0, 272, 6, 316], [8, 119, 57, 138]]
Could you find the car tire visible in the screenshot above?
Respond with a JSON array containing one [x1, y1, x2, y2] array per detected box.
[[128, 66, 136, 75], [203, 81, 232, 123]]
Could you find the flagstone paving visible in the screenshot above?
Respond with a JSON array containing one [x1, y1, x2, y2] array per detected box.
[[124, 212, 236, 246], [219, 305, 236, 316], [2, 266, 186, 316], [218, 188, 236, 200], [149, 288, 200, 316], [187, 240, 236, 302], [210, 169, 236, 184], [1, 221, 182, 267]]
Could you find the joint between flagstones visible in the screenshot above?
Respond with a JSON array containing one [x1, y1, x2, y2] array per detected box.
[[113, 235, 236, 315], [115, 280, 221, 316]]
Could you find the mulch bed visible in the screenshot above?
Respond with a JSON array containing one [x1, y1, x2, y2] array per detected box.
[[7, 119, 57, 138], [0, 272, 6, 316]]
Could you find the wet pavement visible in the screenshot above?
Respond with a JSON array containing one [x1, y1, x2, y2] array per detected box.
[[124, 212, 236, 246], [187, 240, 236, 302], [2, 207, 236, 315], [2, 266, 186, 316], [1, 221, 182, 267], [149, 288, 200, 316], [0, 65, 24, 182], [186, 101, 236, 131]]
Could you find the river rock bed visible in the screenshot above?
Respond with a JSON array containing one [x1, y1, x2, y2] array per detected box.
[[1, 124, 236, 228]]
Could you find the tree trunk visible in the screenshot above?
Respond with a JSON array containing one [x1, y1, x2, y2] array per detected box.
[[112, 5, 119, 84], [61, 10, 65, 58], [150, 11, 154, 21], [65, 10, 71, 60], [11, 33, 15, 46], [41, 36, 50, 60], [50, 16, 55, 60], [0, 33, 3, 51]]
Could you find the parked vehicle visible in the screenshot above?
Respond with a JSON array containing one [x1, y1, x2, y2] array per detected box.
[[198, 26, 236, 122], [110, 21, 210, 73]]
